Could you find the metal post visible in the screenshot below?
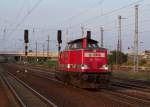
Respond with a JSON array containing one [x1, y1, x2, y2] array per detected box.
[[118, 15, 123, 52], [117, 15, 126, 65], [100, 27, 104, 48], [47, 35, 50, 58], [35, 41, 37, 60], [25, 43, 28, 62], [116, 16, 122, 67], [81, 26, 84, 37], [43, 44, 45, 57], [66, 29, 69, 43], [134, 5, 139, 72]]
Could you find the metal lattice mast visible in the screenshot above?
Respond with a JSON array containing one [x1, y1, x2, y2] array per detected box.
[[134, 5, 139, 72], [118, 15, 125, 52], [118, 15, 122, 52]]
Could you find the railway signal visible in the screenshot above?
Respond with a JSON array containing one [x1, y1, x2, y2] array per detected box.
[[24, 29, 29, 61], [57, 30, 62, 44], [24, 30, 29, 43], [57, 30, 62, 51]]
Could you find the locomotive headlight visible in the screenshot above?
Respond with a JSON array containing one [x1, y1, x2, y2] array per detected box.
[[101, 65, 108, 70], [67, 64, 71, 69], [81, 64, 89, 70]]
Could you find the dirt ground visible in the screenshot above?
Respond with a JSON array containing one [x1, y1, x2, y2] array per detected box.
[[0, 79, 12, 107]]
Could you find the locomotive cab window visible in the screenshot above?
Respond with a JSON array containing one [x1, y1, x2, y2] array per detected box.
[[87, 41, 99, 49], [68, 41, 82, 50]]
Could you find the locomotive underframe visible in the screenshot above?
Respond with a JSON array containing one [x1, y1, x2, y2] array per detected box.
[[55, 70, 111, 89]]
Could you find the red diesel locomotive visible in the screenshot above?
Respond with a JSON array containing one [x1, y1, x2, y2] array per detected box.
[[56, 31, 111, 88]]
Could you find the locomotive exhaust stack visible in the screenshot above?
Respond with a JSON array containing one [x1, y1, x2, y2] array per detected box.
[[86, 31, 91, 39]]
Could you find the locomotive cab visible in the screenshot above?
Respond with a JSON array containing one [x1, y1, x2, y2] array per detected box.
[[65, 38, 99, 49]]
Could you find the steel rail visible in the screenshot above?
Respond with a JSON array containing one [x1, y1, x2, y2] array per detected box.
[[4, 64, 150, 106], [111, 81, 150, 93], [0, 72, 26, 107], [4, 71, 58, 107], [101, 89, 150, 106]]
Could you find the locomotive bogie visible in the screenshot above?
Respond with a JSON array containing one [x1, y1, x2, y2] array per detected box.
[[55, 71, 111, 88]]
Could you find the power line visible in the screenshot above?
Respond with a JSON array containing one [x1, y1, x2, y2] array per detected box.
[[59, 0, 104, 24], [83, 6, 150, 32], [5, 0, 146, 34], [8, 0, 43, 35], [14, 0, 26, 20], [66, 0, 144, 30], [92, 18, 150, 33], [0, 17, 16, 24]]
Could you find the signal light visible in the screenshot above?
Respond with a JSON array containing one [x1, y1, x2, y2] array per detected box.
[[24, 30, 29, 43], [87, 31, 91, 39], [57, 30, 62, 44]]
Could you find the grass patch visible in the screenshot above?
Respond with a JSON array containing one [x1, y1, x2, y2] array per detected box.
[[26, 58, 58, 69], [43, 60, 58, 68], [112, 71, 150, 81]]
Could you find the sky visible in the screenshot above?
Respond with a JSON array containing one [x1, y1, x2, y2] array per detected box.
[[0, 0, 150, 52]]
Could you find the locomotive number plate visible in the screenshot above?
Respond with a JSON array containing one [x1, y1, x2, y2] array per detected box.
[[84, 53, 105, 57]]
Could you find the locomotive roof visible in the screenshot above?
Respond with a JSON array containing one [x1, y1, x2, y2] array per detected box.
[[68, 38, 98, 44]]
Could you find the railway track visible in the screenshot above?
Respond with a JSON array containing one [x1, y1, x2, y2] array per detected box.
[[2, 64, 131, 107], [3, 63, 150, 107], [8, 64, 64, 84], [100, 88, 150, 107], [26, 67, 150, 107], [100, 77, 150, 107], [0, 70, 57, 107], [111, 77, 150, 93], [34, 72, 150, 106], [17, 65, 150, 105], [21, 64, 150, 90]]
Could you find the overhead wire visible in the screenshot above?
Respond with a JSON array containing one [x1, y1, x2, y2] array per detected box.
[[79, 2, 150, 33], [14, 0, 26, 20], [8, 0, 43, 36], [59, 0, 104, 25], [2, 0, 149, 38], [92, 18, 150, 34], [3, 0, 145, 35], [65, 0, 144, 30], [62, 0, 146, 41]]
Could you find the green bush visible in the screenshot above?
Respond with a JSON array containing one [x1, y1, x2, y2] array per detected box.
[[108, 51, 128, 65], [44, 60, 58, 68], [125, 60, 134, 66], [139, 59, 147, 66]]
